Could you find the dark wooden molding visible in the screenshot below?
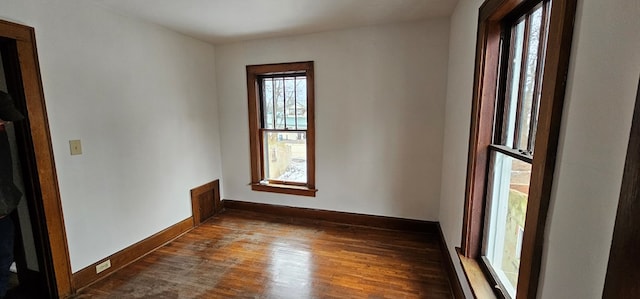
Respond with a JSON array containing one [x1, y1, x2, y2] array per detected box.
[[191, 179, 221, 226], [0, 19, 73, 297], [250, 183, 317, 197], [603, 78, 640, 298], [462, 17, 502, 258], [246, 65, 262, 187], [72, 217, 193, 291], [223, 199, 438, 233], [437, 225, 465, 299], [246, 61, 315, 75]]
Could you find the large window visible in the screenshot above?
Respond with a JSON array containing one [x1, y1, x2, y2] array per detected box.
[[484, 3, 549, 296], [462, 0, 575, 298], [246, 62, 316, 197]]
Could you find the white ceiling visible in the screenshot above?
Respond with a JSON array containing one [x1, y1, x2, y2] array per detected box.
[[93, 0, 458, 44]]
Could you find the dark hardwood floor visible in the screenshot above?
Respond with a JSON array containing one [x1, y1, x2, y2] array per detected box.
[[72, 209, 454, 298]]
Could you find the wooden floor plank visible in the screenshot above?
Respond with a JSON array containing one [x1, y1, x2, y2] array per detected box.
[[72, 209, 454, 298]]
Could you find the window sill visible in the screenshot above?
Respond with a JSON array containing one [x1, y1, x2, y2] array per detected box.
[[456, 247, 498, 299], [251, 183, 317, 197]]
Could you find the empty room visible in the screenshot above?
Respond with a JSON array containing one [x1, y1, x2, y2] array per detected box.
[[0, 0, 638, 298]]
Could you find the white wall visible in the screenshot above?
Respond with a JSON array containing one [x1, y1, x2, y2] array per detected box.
[[539, 0, 640, 297], [439, 0, 640, 298], [0, 0, 223, 272], [438, 0, 482, 297], [216, 19, 450, 220]]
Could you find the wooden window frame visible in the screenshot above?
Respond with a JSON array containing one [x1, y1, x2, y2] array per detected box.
[[460, 0, 576, 298], [246, 61, 317, 197]]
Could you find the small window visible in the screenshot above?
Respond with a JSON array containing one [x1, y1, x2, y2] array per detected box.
[[246, 62, 316, 197]]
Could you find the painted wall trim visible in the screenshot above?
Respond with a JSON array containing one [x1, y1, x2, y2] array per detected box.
[[71, 217, 193, 291]]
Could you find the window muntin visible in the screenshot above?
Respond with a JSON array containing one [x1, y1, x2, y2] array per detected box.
[[246, 62, 316, 196], [483, 2, 550, 298]]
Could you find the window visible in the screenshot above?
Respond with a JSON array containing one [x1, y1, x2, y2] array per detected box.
[[246, 62, 316, 197], [484, 3, 549, 296], [461, 0, 576, 298]]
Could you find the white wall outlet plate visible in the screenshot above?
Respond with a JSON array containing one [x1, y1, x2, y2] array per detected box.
[[96, 259, 111, 274]]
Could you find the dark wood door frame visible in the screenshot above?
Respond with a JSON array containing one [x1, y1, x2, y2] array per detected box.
[[2, 39, 50, 297], [0, 20, 72, 298], [603, 77, 640, 298]]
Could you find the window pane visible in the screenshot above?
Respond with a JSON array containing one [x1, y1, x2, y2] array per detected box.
[[484, 151, 531, 298], [263, 131, 307, 183], [274, 78, 285, 129], [295, 77, 307, 130], [502, 19, 526, 147], [262, 76, 307, 130], [284, 77, 295, 129], [263, 78, 275, 129], [515, 6, 544, 152]]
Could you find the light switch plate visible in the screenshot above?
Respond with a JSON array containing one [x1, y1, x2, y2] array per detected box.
[[69, 140, 82, 155]]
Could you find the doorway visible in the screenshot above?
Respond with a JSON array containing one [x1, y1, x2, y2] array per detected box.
[[603, 77, 640, 298], [1, 37, 53, 298], [0, 20, 72, 298]]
